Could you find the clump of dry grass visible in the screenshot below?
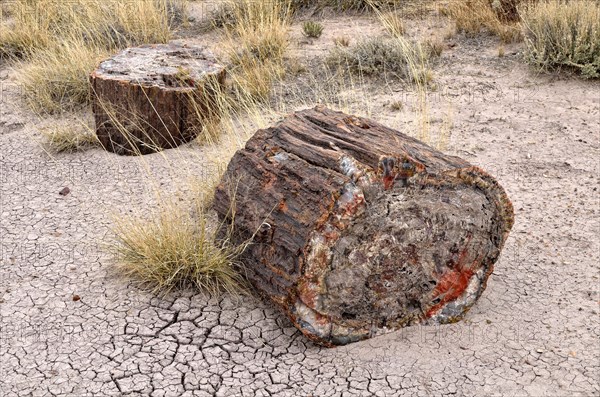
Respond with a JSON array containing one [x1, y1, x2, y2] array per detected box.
[[229, 57, 287, 103], [424, 36, 444, 57], [40, 120, 99, 153], [492, 0, 526, 22], [2, 0, 185, 113], [192, 0, 292, 103], [222, 0, 291, 103], [521, 0, 600, 79], [206, 0, 403, 31], [0, 0, 182, 58], [106, 103, 275, 296], [446, 0, 532, 43], [380, 11, 405, 37], [287, 59, 308, 75], [16, 39, 111, 113], [368, 1, 437, 145], [333, 36, 351, 47], [111, 201, 248, 296], [390, 100, 403, 111]]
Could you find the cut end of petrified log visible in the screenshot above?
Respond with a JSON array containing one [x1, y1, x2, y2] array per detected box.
[[213, 106, 514, 346], [90, 43, 225, 155], [294, 165, 512, 345]]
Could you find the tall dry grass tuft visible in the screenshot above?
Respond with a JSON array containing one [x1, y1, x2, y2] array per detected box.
[[40, 118, 99, 153], [16, 39, 111, 113], [446, 0, 531, 43], [111, 199, 249, 296], [222, 0, 291, 103], [521, 0, 600, 79], [0, 0, 182, 57], [1, 0, 186, 113], [104, 98, 281, 296], [368, 1, 434, 143], [97, 57, 280, 295], [380, 11, 405, 37]]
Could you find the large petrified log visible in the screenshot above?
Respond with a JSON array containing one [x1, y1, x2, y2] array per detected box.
[[90, 43, 225, 155], [213, 106, 514, 346]]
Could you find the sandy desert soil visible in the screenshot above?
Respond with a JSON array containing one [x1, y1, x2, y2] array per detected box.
[[1, 7, 599, 397]]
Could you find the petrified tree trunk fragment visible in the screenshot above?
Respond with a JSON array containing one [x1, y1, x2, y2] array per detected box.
[[90, 43, 225, 155], [213, 106, 514, 346]]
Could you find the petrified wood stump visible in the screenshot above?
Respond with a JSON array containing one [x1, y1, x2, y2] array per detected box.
[[90, 43, 225, 155], [213, 106, 514, 346]]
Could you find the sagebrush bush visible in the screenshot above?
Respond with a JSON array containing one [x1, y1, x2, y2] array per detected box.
[[303, 21, 324, 38], [521, 0, 600, 79], [327, 37, 430, 82]]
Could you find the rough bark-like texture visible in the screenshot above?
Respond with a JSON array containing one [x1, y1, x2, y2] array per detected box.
[[90, 43, 225, 155], [213, 106, 514, 346]]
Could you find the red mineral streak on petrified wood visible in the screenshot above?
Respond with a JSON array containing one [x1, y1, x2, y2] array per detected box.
[[213, 106, 514, 346]]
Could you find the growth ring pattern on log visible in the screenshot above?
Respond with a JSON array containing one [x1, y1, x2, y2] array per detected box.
[[213, 106, 514, 346]]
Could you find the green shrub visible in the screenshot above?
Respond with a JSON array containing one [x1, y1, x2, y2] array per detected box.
[[521, 0, 600, 79], [303, 21, 324, 38]]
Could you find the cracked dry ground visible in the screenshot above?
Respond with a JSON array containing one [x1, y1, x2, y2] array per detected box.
[[1, 43, 599, 396]]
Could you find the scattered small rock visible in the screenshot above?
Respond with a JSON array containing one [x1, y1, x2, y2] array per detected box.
[[59, 187, 71, 196]]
